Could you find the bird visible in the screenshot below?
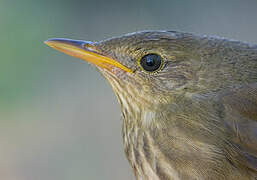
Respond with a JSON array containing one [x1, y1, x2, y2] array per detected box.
[[45, 31, 257, 180]]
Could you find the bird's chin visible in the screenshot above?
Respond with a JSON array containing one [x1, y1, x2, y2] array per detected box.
[[96, 65, 130, 80]]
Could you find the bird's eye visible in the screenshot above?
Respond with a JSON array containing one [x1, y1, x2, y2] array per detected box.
[[139, 54, 163, 73]]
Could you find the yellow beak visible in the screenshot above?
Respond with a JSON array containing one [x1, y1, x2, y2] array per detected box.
[[44, 38, 133, 73]]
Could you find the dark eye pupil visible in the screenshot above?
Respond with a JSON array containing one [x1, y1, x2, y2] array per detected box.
[[140, 54, 162, 72], [146, 57, 155, 66]]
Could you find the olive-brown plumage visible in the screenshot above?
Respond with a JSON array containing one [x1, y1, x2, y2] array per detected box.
[[45, 31, 257, 180]]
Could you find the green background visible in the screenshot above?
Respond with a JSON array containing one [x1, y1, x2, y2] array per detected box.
[[1, 0, 257, 179]]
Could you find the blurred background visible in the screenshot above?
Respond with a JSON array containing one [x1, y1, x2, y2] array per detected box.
[[1, 0, 257, 179]]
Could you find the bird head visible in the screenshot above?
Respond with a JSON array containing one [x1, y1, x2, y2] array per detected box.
[[45, 31, 200, 112]]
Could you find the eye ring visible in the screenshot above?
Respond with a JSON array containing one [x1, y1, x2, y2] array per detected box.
[[138, 53, 164, 73]]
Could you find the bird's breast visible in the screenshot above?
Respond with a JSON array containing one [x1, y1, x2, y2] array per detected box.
[[122, 123, 180, 180]]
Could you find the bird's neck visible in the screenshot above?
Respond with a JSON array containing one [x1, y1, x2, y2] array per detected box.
[[118, 89, 175, 179]]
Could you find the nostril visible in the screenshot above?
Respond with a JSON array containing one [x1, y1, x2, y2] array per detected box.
[[83, 43, 98, 52]]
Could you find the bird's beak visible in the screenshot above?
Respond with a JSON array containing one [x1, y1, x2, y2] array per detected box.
[[44, 38, 133, 73]]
